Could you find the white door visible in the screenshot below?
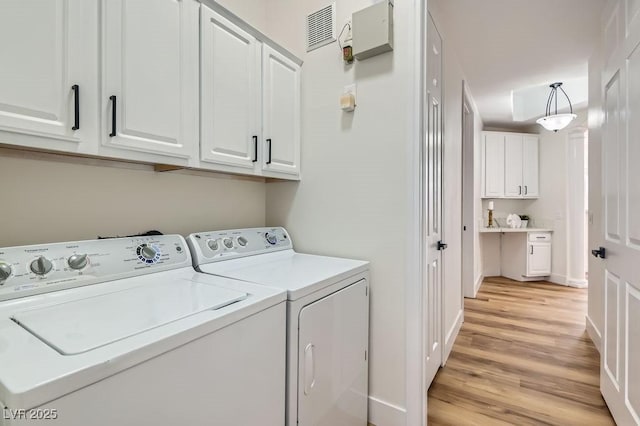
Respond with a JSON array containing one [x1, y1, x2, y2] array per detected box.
[[262, 45, 301, 177], [297, 281, 369, 426], [483, 133, 505, 197], [102, 0, 199, 162], [0, 0, 98, 154], [527, 242, 551, 276], [200, 7, 261, 170], [424, 13, 443, 388], [522, 135, 540, 197], [597, 4, 640, 420], [504, 134, 523, 197]]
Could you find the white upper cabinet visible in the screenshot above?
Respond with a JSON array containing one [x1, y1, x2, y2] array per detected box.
[[482, 131, 539, 199], [482, 133, 505, 197], [262, 45, 301, 178], [101, 0, 199, 164], [0, 0, 98, 154], [504, 134, 524, 197], [200, 7, 261, 171], [522, 135, 540, 197]]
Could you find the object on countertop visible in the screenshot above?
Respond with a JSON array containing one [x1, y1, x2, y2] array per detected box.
[[506, 214, 522, 229]]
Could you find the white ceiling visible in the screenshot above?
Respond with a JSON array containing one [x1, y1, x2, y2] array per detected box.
[[433, 0, 605, 129]]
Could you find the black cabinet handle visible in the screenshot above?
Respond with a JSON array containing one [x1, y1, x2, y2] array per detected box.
[[252, 136, 258, 162], [71, 85, 80, 130], [518, 185, 522, 195], [591, 247, 606, 259], [437, 241, 448, 251], [109, 95, 117, 137], [525, 186, 528, 195], [530, 245, 534, 255], [266, 138, 272, 164]]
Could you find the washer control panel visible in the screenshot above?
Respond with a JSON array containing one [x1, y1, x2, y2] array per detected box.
[[187, 227, 292, 265], [0, 235, 190, 301]]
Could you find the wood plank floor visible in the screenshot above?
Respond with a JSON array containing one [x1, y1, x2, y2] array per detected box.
[[427, 276, 614, 426]]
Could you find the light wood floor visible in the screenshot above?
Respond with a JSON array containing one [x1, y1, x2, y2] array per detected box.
[[427, 276, 614, 426]]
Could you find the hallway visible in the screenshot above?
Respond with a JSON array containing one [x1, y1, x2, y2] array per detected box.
[[427, 277, 614, 425]]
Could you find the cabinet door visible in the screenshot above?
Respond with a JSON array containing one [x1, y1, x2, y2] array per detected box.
[[262, 45, 301, 177], [527, 242, 551, 276], [522, 135, 540, 197], [483, 133, 505, 197], [297, 280, 368, 426], [200, 7, 261, 170], [504, 134, 524, 197], [102, 0, 199, 162], [0, 0, 98, 154]]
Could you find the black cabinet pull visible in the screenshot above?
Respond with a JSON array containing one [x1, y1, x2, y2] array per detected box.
[[266, 138, 272, 164], [71, 85, 80, 130], [530, 245, 534, 255], [252, 136, 258, 162], [109, 95, 117, 137]]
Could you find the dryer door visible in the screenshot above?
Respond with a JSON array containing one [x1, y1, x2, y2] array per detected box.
[[297, 279, 369, 426]]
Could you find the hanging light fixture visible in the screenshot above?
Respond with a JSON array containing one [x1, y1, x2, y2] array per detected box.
[[536, 82, 577, 132]]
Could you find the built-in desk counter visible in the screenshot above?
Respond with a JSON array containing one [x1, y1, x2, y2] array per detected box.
[[479, 227, 553, 233], [479, 228, 553, 281]]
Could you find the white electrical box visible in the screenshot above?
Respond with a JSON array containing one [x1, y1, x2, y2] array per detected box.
[[352, 1, 394, 60]]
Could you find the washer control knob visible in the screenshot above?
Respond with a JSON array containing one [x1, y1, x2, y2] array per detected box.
[[237, 236, 248, 247], [223, 238, 234, 249], [140, 245, 157, 260], [68, 254, 88, 270], [30, 256, 53, 276], [207, 239, 219, 251], [265, 233, 277, 245], [0, 263, 12, 283]]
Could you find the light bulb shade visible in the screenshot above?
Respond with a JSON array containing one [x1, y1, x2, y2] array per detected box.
[[536, 113, 577, 131]]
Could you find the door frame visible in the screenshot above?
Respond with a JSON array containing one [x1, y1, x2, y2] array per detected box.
[[461, 82, 475, 298], [405, 0, 428, 425]]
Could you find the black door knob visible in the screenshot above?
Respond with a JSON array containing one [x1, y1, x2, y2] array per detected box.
[[591, 247, 606, 259], [437, 241, 448, 251]]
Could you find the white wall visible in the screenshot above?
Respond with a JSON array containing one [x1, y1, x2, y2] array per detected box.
[[263, 1, 416, 422], [0, 148, 266, 247]]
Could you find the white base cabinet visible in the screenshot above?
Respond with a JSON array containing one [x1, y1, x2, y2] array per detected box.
[[0, 0, 302, 180], [501, 231, 552, 281]]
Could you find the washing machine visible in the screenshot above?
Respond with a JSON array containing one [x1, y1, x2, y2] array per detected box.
[[187, 227, 370, 426], [0, 234, 286, 426]]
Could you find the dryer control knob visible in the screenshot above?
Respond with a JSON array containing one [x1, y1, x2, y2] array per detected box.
[[140, 245, 157, 260], [265, 233, 277, 245], [207, 239, 219, 251], [0, 262, 12, 282], [30, 256, 53, 275], [237, 236, 248, 247], [223, 238, 234, 249], [68, 254, 88, 270]]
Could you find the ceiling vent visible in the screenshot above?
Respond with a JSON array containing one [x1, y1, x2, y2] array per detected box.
[[306, 3, 336, 52]]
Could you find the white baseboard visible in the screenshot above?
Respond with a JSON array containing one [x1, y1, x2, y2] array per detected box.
[[368, 395, 406, 426], [442, 309, 463, 364], [548, 273, 567, 286], [473, 274, 484, 297], [567, 278, 588, 288], [586, 314, 602, 353]]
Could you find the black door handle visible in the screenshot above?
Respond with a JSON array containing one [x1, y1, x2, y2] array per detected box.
[[109, 95, 117, 137], [252, 136, 258, 162], [71, 85, 80, 130], [266, 138, 272, 164], [437, 241, 447, 251], [591, 247, 606, 259]]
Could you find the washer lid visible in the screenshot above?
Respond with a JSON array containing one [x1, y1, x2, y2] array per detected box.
[[11, 280, 247, 355]]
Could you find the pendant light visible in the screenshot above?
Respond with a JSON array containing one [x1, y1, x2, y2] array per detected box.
[[536, 82, 577, 132]]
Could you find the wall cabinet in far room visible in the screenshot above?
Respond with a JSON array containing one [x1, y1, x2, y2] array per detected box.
[[482, 131, 539, 199]]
